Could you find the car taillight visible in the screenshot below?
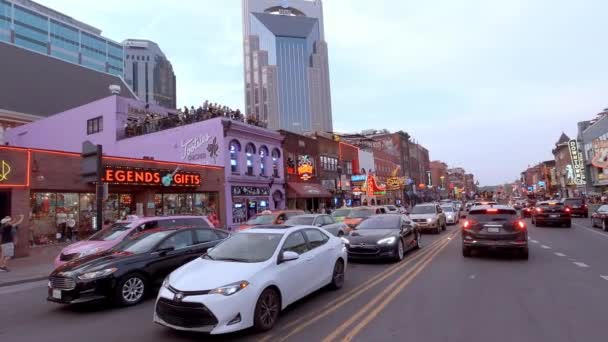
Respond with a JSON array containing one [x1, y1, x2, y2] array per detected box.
[[516, 220, 526, 230], [535, 208, 542, 213], [463, 220, 471, 229], [486, 208, 498, 213], [565, 207, 571, 213]]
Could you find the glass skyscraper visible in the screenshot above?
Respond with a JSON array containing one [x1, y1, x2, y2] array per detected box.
[[0, 0, 123, 76], [243, 0, 333, 134]]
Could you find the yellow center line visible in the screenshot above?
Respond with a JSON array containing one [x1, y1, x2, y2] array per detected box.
[[342, 237, 455, 341], [271, 230, 460, 342], [321, 234, 455, 342]]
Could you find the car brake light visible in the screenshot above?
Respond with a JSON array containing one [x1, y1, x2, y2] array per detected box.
[[535, 208, 542, 213], [463, 220, 470, 229], [516, 220, 526, 230], [486, 208, 498, 213], [565, 207, 571, 213]]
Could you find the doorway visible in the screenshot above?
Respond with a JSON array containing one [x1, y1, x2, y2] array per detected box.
[[0, 191, 10, 219]]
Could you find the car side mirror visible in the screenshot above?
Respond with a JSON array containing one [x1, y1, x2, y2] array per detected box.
[[316, 222, 323, 227], [280, 251, 299, 263], [206, 247, 214, 253]]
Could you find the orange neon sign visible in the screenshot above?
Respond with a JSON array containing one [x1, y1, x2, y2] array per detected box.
[[103, 166, 201, 187]]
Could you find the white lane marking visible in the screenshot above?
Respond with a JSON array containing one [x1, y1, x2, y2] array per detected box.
[[541, 245, 551, 249], [469, 275, 476, 279], [0, 280, 47, 295], [530, 239, 539, 243], [554, 252, 566, 257], [573, 262, 589, 268], [572, 223, 608, 239], [601, 275, 608, 281]]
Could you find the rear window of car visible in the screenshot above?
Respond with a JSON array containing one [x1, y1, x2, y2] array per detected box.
[[469, 209, 517, 222], [539, 202, 564, 209], [564, 199, 583, 206], [285, 211, 304, 218]]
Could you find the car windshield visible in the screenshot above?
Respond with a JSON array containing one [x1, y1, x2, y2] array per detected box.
[[441, 206, 455, 212], [347, 209, 375, 218], [411, 206, 436, 214], [246, 215, 276, 225], [332, 209, 351, 217], [112, 231, 174, 254], [205, 232, 283, 262], [386, 205, 397, 211], [284, 216, 314, 225], [357, 216, 400, 229], [88, 223, 132, 241]]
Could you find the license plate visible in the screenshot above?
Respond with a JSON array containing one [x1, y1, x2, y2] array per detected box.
[[487, 227, 500, 233], [550, 214, 559, 218], [52, 289, 62, 299]]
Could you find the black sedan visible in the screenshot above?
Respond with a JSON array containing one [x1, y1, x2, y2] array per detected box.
[[531, 201, 571, 227], [343, 214, 421, 261], [47, 227, 229, 306]]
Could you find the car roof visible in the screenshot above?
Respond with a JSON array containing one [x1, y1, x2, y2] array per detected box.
[[288, 214, 325, 218], [246, 224, 321, 234], [469, 205, 514, 211]]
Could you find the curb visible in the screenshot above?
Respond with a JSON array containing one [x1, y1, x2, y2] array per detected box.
[[0, 276, 48, 288]]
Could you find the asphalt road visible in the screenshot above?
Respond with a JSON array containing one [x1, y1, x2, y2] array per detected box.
[[1, 218, 607, 342]]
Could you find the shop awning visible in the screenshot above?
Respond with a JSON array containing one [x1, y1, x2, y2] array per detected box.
[[287, 182, 333, 199]]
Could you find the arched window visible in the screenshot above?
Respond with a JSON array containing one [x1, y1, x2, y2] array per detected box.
[[259, 146, 269, 176], [245, 143, 256, 176], [229, 140, 241, 173], [272, 148, 281, 178]]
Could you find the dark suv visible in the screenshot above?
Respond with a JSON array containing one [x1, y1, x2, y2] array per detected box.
[[462, 205, 528, 259], [532, 201, 571, 227], [562, 198, 588, 218]]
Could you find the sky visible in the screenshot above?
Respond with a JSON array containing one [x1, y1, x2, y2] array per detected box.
[[44, 0, 608, 186]]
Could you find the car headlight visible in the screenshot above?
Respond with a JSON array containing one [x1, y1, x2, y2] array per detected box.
[[77, 267, 117, 280], [377, 236, 397, 245], [162, 276, 171, 289], [447, 214, 453, 219], [426, 218, 433, 223], [78, 247, 102, 258], [341, 237, 350, 245], [209, 281, 249, 296]]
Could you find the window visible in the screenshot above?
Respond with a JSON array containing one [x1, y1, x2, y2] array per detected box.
[[272, 149, 281, 177], [158, 230, 195, 250], [304, 229, 328, 249], [345, 161, 353, 175], [321, 156, 338, 171], [195, 229, 220, 243], [230, 140, 241, 174], [259, 146, 269, 176], [282, 231, 309, 255], [246, 143, 256, 176], [86, 116, 103, 135]]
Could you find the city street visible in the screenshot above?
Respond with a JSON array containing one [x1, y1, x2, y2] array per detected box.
[[1, 218, 607, 342]]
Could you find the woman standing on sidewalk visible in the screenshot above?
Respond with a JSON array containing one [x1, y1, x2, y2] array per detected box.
[[0, 214, 24, 272]]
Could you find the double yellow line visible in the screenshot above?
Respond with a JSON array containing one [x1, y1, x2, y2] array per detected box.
[[260, 229, 459, 342]]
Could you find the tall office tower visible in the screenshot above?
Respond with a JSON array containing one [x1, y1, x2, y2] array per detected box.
[[0, 0, 124, 76], [242, 0, 333, 133], [123, 39, 176, 109]]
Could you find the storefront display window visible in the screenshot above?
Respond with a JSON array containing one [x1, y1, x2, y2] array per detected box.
[[159, 192, 220, 226], [104, 193, 133, 222]]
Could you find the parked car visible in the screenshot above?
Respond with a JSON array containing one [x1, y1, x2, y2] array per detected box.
[[284, 214, 348, 236], [54, 216, 215, 268], [462, 205, 528, 259], [590, 204, 608, 231], [343, 214, 421, 261], [531, 201, 571, 227], [343, 207, 385, 231], [331, 208, 352, 222], [48, 227, 229, 306], [440, 205, 459, 225], [562, 198, 588, 218], [237, 210, 305, 230], [409, 204, 446, 234], [154, 225, 347, 334]]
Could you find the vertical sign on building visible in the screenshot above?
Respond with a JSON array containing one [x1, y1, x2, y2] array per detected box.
[[426, 171, 432, 186], [568, 140, 586, 185]]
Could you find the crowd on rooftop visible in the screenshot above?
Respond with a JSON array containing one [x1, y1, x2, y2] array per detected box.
[[124, 100, 267, 137]]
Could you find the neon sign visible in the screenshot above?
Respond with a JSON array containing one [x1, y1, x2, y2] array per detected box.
[[0, 160, 10, 182], [297, 155, 314, 181], [568, 140, 586, 185], [103, 166, 201, 187]]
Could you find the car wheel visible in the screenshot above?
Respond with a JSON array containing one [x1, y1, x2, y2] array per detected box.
[[603, 220, 608, 232], [591, 219, 596, 228], [115, 274, 146, 306], [254, 288, 281, 332], [462, 247, 472, 257], [520, 248, 529, 260], [565, 221, 571, 228], [337, 231, 344, 237], [329, 259, 345, 290], [584, 213, 589, 218], [415, 231, 422, 250], [394, 239, 405, 262]]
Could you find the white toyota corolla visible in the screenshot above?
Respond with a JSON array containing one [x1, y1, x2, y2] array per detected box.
[[153, 225, 347, 334]]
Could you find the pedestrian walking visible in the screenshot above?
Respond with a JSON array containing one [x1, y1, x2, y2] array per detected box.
[[1, 214, 24, 272], [66, 214, 76, 241]]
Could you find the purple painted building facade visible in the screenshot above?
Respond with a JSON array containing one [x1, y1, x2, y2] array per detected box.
[[6, 95, 286, 229]]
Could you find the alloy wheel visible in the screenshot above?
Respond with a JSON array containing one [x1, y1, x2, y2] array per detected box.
[[331, 260, 345, 289], [397, 239, 404, 260], [121, 277, 144, 303], [258, 290, 279, 329], [416, 231, 422, 249], [603, 221, 607, 232]]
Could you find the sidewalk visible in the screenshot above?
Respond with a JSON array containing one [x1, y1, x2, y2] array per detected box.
[[0, 243, 66, 287]]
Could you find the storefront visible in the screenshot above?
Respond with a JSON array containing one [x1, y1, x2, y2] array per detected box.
[[0, 146, 225, 257]]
